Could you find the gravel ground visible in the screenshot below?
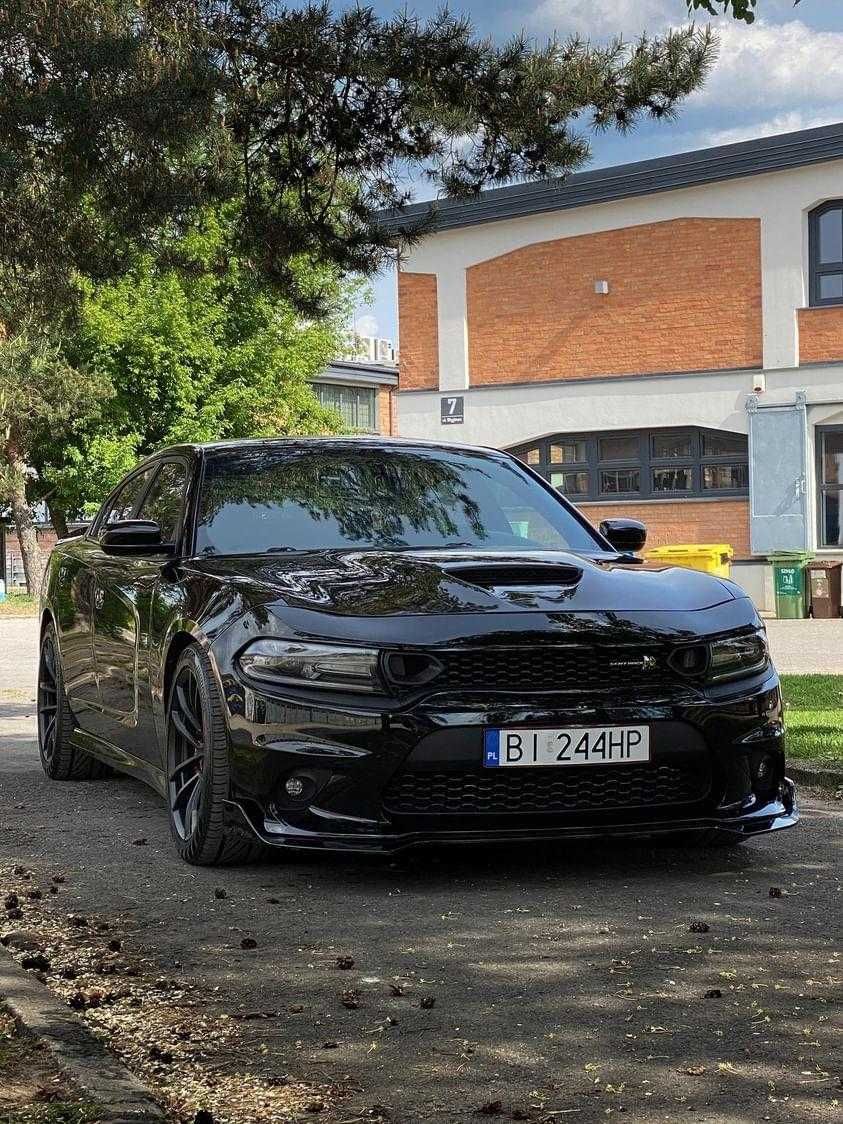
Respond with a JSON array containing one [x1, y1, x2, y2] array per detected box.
[[1, 620, 841, 1124]]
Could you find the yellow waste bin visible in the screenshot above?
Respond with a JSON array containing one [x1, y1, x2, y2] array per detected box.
[[645, 544, 734, 579]]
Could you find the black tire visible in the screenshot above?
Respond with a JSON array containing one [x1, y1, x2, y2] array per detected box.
[[166, 644, 266, 866], [38, 623, 110, 780]]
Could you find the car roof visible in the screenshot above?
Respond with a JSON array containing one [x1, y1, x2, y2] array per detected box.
[[136, 435, 509, 463]]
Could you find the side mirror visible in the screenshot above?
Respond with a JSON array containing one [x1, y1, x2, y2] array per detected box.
[[599, 518, 647, 555], [100, 520, 172, 555]]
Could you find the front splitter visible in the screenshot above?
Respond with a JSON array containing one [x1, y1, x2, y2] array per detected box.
[[224, 779, 798, 855]]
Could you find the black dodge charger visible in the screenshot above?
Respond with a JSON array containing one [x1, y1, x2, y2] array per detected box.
[[38, 437, 798, 864]]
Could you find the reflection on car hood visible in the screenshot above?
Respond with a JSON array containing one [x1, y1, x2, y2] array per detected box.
[[191, 548, 740, 616]]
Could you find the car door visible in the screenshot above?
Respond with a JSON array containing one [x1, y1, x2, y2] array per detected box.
[[89, 458, 189, 762], [59, 468, 154, 728]]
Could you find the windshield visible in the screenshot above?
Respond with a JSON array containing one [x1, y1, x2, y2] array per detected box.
[[195, 445, 605, 556]]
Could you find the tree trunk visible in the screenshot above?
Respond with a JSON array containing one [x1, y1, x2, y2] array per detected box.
[[46, 498, 69, 541], [5, 439, 45, 598]]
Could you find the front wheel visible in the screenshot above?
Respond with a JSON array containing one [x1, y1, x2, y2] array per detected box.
[[38, 623, 110, 780], [166, 644, 265, 866]]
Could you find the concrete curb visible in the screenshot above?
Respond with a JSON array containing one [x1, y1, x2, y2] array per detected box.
[[0, 950, 166, 1123], [789, 760, 843, 793]]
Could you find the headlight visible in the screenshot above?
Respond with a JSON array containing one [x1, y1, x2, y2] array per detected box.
[[708, 631, 769, 682], [238, 640, 382, 693]]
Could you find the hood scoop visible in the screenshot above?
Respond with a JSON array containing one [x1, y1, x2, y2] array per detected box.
[[442, 560, 583, 591]]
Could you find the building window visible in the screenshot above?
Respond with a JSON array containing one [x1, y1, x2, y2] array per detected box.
[[510, 427, 749, 502], [809, 201, 843, 307], [818, 427, 843, 548], [314, 383, 378, 431]]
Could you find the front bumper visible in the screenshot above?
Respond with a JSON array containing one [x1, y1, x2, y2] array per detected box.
[[223, 777, 798, 853], [218, 663, 799, 854]]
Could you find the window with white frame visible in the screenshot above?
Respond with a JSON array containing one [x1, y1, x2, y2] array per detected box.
[[510, 427, 749, 502], [314, 383, 378, 431]]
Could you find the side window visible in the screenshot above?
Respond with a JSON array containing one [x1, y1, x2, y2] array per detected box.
[[102, 469, 154, 528], [137, 462, 188, 543]]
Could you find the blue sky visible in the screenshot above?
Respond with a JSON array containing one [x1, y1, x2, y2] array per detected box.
[[349, 0, 843, 343]]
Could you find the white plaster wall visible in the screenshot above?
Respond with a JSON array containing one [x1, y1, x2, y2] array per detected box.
[[401, 159, 843, 391], [397, 364, 842, 449]]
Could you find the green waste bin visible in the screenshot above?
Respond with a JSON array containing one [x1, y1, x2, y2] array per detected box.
[[769, 552, 814, 619]]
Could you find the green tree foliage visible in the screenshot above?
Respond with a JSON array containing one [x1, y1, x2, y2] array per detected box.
[[0, 1, 715, 316], [31, 211, 351, 520], [688, 1, 800, 22], [0, 326, 110, 590]]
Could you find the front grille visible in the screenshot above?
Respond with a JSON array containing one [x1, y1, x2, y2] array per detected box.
[[383, 763, 708, 816], [427, 646, 671, 694]]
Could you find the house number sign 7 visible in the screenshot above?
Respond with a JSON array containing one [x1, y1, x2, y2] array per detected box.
[[440, 396, 464, 425]]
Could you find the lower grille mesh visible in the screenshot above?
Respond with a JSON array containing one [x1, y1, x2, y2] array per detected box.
[[383, 763, 707, 816]]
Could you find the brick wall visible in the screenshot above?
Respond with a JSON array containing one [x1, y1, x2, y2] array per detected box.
[[397, 272, 439, 390], [3, 527, 60, 589], [377, 386, 397, 435], [466, 218, 763, 385], [577, 498, 752, 560], [797, 306, 843, 364]]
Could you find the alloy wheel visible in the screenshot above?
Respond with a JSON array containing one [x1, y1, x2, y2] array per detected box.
[[168, 666, 207, 841], [38, 635, 59, 765]]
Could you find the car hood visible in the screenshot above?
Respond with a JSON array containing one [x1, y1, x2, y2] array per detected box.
[[191, 548, 740, 617]]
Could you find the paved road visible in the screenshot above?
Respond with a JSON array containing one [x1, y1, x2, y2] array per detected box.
[[1, 619, 841, 1123]]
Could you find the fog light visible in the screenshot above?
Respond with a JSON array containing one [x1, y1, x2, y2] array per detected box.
[[285, 776, 307, 798], [755, 755, 772, 781]]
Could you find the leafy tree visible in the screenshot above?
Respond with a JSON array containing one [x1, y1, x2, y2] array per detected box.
[[1, 2, 715, 316], [32, 210, 352, 526], [0, 327, 110, 592], [688, 1, 800, 22]]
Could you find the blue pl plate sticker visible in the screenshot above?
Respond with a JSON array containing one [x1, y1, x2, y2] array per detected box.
[[484, 729, 500, 767]]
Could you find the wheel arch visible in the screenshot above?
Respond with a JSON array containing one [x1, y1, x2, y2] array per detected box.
[[163, 629, 201, 711]]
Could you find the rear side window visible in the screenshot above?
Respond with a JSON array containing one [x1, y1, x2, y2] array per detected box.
[[101, 469, 154, 528], [137, 461, 188, 543]]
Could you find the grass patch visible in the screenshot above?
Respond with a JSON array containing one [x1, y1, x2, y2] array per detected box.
[[780, 674, 843, 761], [0, 591, 37, 617]]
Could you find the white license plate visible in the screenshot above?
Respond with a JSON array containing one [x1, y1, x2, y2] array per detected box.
[[483, 726, 650, 768]]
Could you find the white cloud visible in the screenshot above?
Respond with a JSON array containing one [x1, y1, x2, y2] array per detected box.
[[692, 18, 843, 109], [702, 109, 843, 147], [522, 0, 673, 39], [520, 5, 843, 119]]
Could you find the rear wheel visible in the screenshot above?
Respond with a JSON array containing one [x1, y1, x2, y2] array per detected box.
[[166, 644, 265, 865], [38, 623, 110, 780]]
